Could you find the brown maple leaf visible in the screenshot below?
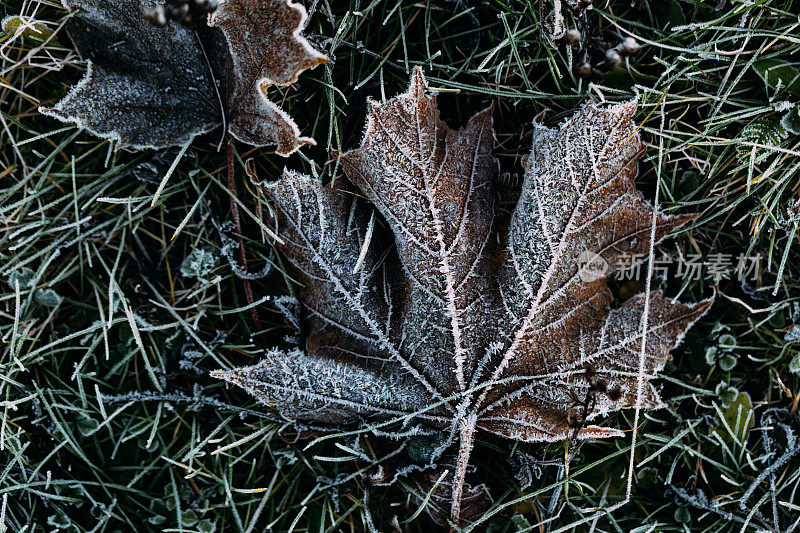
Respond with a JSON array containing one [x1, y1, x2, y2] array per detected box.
[[40, 0, 327, 155], [213, 68, 712, 527]]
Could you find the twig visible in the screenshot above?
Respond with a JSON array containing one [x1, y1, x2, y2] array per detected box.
[[227, 140, 262, 331]]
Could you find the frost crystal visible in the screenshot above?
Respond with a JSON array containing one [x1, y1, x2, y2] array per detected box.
[[213, 68, 712, 526]]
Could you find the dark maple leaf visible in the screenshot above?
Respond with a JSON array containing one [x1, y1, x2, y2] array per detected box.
[[40, 0, 327, 155], [213, 68, 712, 527]]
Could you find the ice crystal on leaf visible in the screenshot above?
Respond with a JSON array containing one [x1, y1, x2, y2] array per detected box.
[[213, 68, 712, 527], [40, 0, 327, 155]]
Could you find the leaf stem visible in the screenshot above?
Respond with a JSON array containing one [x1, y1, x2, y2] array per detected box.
[[227, 140, 262, 331], [451, 413, 477, 531]]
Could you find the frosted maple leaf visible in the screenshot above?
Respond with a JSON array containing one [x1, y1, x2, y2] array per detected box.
[[40, 0, 327, 155], [213, 68, 712, 527]]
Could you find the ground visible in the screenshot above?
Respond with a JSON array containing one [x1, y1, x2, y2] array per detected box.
[[1, 0, 800, 531]]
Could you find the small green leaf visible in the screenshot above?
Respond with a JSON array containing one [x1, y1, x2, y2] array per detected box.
[[667, 0, 687, 26], [76, 416, 99, 437], [148, 515, 166, 526], [511, 514, 532, 530], [753, 59, 800, 96], [769, 309, 787, 328], [35, 288, 62, 307], [789, 353, 800, 375], [7, 267, 34, 290], [705, 346, 718, 366], [273, 448, 298, 468], [47, 511, 72, 529], [781, 107, 800, 135], [180, 509, 198, 526], [718, 333, 737, 350], [715, 382, 739, 406], [711, 392, 754, 443], [674, 506, 691, 523], [719, 353, 738, 371], [197, 520, 216, 533], [2, 15, 54, 42], [180, 249, 217, 279], [636, 466, 658, 485]]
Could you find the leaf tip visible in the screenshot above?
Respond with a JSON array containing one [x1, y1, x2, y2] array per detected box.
[[210, 368, 239, 384], [613, 97, 639, 119], [577, 425, 626, 439], [468, 104, 496, 130], [408, 66, 428, 100], [694, 293, 716, 315], [276, 135, 316, 157]]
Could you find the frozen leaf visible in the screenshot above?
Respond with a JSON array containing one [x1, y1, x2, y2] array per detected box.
[[781, 107, 800, 135], [719, 353, 737, 371], [674, 506, 691, 523], [2, 15, 54, 43], [214, 349, 434, 425], [180, 249, 217, 278], [34, 289, 62, 307], [208, 0, 328, 152], [7, 267, 34, 290], [711, 391, 753, 443], [790, 353, 800, 375], [715, 382, 739, 406], [754, 59, 800, 97], [40, 0, 327, 155], [213, 68, 711, 526]]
